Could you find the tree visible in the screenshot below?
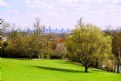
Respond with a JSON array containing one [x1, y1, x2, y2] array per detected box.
[[2, 18, 44, 58], [112, 29, 121, 73], [43, 33, 56, 58], [0, 19, 10, 56], [3, 30, 21, 57], [104, 27, 121, 73], [0, 19, 10, 35], [54, 42, 67, 59], [33, 17, 43, 35], [66, 23, 112, 72]]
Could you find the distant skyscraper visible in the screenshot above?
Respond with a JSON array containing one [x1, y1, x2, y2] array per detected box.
[[49, 26, 51, 33], [55, 28, 58, 34], [61, 28, 64, 33]]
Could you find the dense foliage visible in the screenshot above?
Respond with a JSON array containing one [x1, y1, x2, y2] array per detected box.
[[104, 28, 121, 73], [66, 24, 112, 72]]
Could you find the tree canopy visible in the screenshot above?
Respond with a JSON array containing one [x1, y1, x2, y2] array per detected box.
[[66, 24, 112, 72]]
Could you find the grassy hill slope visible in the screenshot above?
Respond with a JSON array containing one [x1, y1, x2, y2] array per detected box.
[[1, 58, 121, 81]]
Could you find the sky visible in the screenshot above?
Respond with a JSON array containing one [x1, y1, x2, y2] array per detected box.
[[0, 0, 121, 30]]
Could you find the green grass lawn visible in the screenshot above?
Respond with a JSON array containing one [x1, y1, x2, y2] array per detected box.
[[1, 58, 121, 81]]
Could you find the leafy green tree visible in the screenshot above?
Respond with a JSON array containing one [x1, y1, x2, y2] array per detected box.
[[104, 27, 121, 73], [112, 30, 121, 73], [3, 28, 20, 57], [66, 23, 112, 72]]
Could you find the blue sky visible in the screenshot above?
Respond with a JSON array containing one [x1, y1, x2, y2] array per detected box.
[[0, 0, 121, 30]]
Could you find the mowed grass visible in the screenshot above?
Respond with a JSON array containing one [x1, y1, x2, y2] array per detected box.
[[1, 58, 121, 81]]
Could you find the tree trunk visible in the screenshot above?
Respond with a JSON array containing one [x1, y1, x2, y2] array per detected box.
[[117, 60, 120, 73], [85, 67, 88, 73], [38, 55, 40, 59], [29, 55, 31, 59], [117, 49, 120, 73], [95, 59, 99, 68], [117, 64, 120, 73]]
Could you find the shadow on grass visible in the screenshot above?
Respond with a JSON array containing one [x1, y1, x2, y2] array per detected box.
[[29, 66, 87, 73], [56, 61, 82, 67]]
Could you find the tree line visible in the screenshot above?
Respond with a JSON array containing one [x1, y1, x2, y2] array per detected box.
[[0, 18, 121, 73], [1, 18, 67, 59]]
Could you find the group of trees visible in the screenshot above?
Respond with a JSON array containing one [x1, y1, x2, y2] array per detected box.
[[104, 27, 121, 73], [1, 18, 121, 73], [1, 18, 42, 58], [1, 18, 67, 59]]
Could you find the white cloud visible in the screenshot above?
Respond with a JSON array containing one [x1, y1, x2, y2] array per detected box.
[[31, 13, 40, 17], [56, 0, 80, 8], [107, 8, 121, 13], [97, 0, 121, 4], [13, 10, 19, 13], [58, 0, 121, 4], [25, 0, 60, 18], [110, 0, 121, 4], [0, 0, 9, 7], [2, 0, 121, 29], [25, 0, 54, 10], [13, 1, 17, 4], [57, 0, 79, 3], [6, 10, 20, 14], [57, 0, 93, 4], [30, 11, 60, 18]]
